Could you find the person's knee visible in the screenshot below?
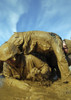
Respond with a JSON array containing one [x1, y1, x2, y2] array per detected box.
[[25, 55, 33, 61], [41, 64, 51, 75]]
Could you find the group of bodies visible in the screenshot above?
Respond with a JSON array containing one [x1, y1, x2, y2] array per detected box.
[[0, 31, 71, 83]]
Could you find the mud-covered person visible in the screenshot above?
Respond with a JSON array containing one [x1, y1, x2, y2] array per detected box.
[[3, 54, 51, 82], [0, 41, 51, 82], [0, 31, 71, 83]]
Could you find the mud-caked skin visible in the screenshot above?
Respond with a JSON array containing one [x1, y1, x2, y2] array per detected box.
[[0, 31, 70, 82]]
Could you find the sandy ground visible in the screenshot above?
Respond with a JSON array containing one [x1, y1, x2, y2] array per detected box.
[[0, 75, 71, 100]]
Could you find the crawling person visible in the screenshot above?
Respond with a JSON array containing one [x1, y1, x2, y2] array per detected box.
[[3, 54, 51, 81]]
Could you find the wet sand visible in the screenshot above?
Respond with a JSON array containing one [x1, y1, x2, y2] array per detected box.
[[0, 76, 71, 100]]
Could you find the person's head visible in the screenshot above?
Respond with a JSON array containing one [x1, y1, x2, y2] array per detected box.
[[63, 39, 71, 55], [63, 40, 68, 54]]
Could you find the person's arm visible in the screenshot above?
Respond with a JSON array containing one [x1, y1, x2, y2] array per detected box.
[[51, 36, 70, 81]]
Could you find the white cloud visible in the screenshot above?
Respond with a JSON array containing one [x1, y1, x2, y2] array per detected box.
[[36, 0, 71, 39], [0, 0, 30, 45]]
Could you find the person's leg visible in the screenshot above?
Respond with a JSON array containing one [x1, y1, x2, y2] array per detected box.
[[25, 54, 51, 81], [3, 62, 20, 79]]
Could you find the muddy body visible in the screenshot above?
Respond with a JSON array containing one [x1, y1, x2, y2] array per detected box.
[[0, 31, 70, 82], [3, 54, 51, 81]]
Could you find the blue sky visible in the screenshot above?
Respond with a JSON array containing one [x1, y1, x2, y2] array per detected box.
[[0, 0, 71, 45]]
